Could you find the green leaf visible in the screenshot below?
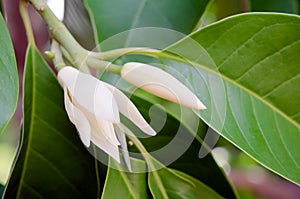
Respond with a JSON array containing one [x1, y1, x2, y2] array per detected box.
[[132, 95, 237, 198], [250, 0, 299, 14], [3, 46, 100, 198], [0, 13, 18, 134], [102, 158, 149, 199], [193, 0, 251, 33], [84, 0, 209, 48], [148, 163, 224, 199], [63, 0, 95, 49], [159, 13, 300, 184], [100, 74, 237, 198], [0, 184, 4, 198]]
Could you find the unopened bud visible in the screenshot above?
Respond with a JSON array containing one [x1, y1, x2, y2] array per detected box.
[[121, 62, 206, 110]]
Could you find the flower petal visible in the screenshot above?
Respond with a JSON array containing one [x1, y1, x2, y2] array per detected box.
[[58, 66, 120, 123], [57, 66, 79, 88], [96, 119, 120, 146], [70, 100, 120, 146], [104, 83, 156, 136], [121, 62, 206, 110], [91, 130, 120, 163], [115, 124, 132, 171], [64, 87, 91, 147]]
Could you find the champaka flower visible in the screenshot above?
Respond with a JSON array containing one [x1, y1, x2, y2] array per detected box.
[[121, 62, 206, 110], [57, 66, 156, 162]]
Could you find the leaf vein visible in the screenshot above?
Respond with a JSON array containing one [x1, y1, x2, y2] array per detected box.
[[291, 111, 300, 119], [17, 47, 36, 199], [236, 39, 300, 81], [35, 89, 66, 115], [23, 183, 44, 199], [262, 73, 300, 98], [227, 88, 263, 159], [36, 117, 89, 164], [124, 0, 147, 47], [273, 113, 300, 170], [30, 148, 84, 196], [250, 97, 290, 175], [206, 19, 252, 51]]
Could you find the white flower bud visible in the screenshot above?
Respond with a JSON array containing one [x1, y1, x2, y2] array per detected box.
[[121, 62, 206, 110]]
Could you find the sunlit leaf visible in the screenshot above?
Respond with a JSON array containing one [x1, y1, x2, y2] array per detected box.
[[157, 13, 300, 185], [102, 158, 148, 199]]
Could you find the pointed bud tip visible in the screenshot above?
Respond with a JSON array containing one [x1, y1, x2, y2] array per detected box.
[[83, 141, 91, 147], [196, 100, 207, 110], [123, 62, 207, 111], [181, 96, 206, 110], [143, 126, 157, 136], [79, 133, 91, 148]]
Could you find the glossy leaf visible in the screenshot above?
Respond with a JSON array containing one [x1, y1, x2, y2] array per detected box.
[[159, 13, 300, 184], [251, 0, 299, 14], [102, 158, 148, 199], [100, 73, 237, 198], [0, 13, 18, 134], [3, 46, 100, 198], [84, 0, 209, 49], [148, 161, 224, 199]]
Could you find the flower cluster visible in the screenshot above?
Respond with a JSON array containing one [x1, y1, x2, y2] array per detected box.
[[57, 63, 205, 162]]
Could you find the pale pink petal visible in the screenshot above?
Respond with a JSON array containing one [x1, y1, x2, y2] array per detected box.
[[104, 83, 156, 136], [64, 87, 91, 147], [121, 62, 206, 110]]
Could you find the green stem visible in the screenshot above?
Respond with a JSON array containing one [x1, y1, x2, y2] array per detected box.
[[92, 145, 102, 198], [128, 135, 163, 171], [51, 40, 65, 71], [90, 47, 161, 60], [27, 0, 163, 73], [28, 0, 88, 68], [86, 57, 122, 74], [20, 0, 35, 46], [59, 46, 73, 66]]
